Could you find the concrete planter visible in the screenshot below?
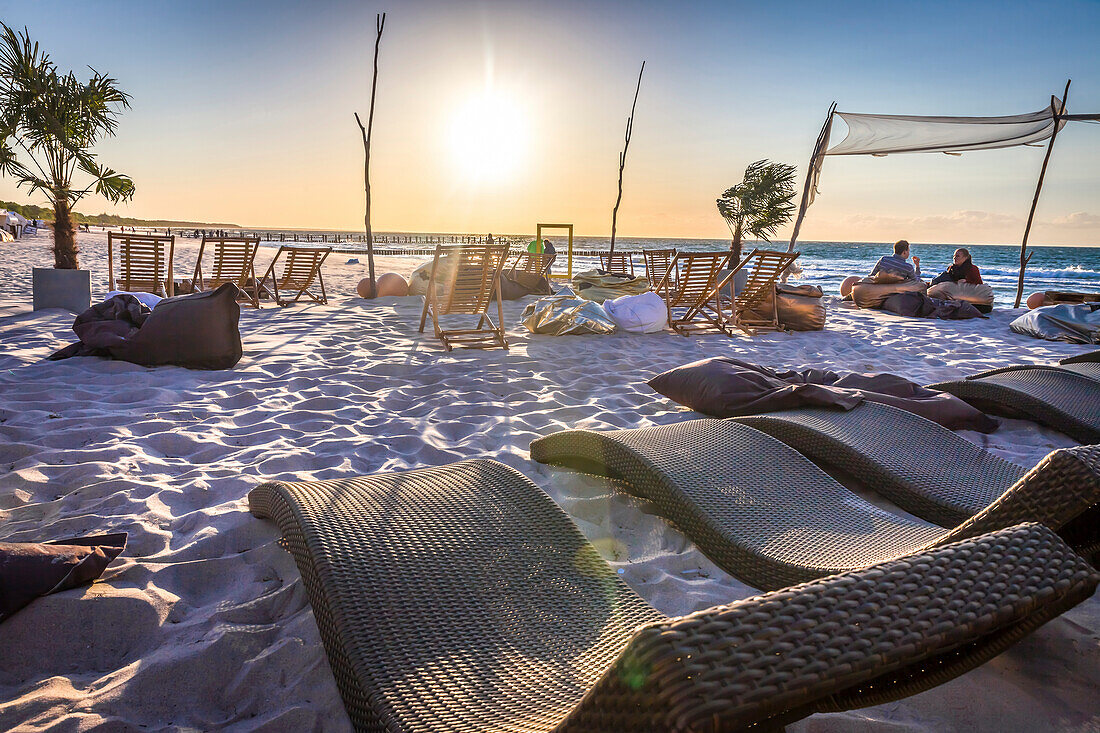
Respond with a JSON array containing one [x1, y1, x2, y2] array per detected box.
[[717, 268, 750, 298], [32, 267, 91, 312]]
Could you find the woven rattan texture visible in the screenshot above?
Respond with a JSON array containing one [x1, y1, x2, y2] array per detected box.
[[249, 460, 663, 732], [1061, 350, 1100, 365], [249, 461, 1098, 731], [530, 419, 947, 589], [531, 421, 1100, 587], [929, 368, 1100, 443], [732, 402, 1029, 526], [561, 523, 1098, 731]]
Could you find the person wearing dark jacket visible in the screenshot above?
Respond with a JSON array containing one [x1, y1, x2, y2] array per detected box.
[[930, 248, 983, 286]]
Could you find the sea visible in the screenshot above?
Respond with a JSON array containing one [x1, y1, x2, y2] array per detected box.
[[143, 225, 1100, 305], [333, 234, 1100, 305]]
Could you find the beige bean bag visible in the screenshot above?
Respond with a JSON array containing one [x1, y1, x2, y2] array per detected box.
[[927, 281, 995, 309], [408, 256, 457, 298], [850, 278, 928, 309]]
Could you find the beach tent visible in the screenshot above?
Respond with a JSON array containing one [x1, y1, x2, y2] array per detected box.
[[788, 80, 1100, 306]]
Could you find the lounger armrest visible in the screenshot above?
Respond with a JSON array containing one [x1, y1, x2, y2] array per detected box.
[[559, 523, 1098, 732], [945, 445, 1100, 550]]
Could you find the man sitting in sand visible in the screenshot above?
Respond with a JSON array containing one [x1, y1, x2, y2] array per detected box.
[[869, 240, 921, 282]]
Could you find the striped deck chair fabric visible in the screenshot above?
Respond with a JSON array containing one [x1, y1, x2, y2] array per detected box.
[[509, 251, 556, 276], [643, 248, 676, 291], [108, 232, 176, 297], [419, 243, 509, 351], [655, 251, 732, 336], [192, 236, 262, 308], [599, 250, 635, 276], [259, 246, 331, 306], [721, 248, 801, 335]]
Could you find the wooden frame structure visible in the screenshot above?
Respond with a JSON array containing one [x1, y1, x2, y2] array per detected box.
[[642, 248, 676, 290], [714, 248, 801, 336], [419, 243, 509, 351], [192, 235, 262, 308], [508, 251, 556, 277], [654, 252, 731, 336], [259, 245, 331, 306], [599, 250, 635, 276], [536, 223, 574, 278], [787, 81, 1100, 307], [107, 232, 176, 297]]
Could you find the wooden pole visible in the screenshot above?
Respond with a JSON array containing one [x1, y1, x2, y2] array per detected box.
[[1014, 79, 1070, 308], [355, 12, 386, 299], [609, 61, 645, 255], [788, 102, 836, 252]]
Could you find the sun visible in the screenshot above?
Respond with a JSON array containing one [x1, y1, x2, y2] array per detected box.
[[446, 91, 527, 183]]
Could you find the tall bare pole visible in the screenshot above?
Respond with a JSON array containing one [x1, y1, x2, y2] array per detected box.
[[788, 102, 836, 252], [355, 12, 386, 298], [609, 61, 645, 255], [1014, 79, 1070, 308]]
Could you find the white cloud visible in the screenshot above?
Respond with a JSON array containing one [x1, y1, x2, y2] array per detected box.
[[1047, 211, 1100, 229]]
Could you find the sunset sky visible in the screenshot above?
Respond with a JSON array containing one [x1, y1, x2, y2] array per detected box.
[[2, 0, 1099, 244]]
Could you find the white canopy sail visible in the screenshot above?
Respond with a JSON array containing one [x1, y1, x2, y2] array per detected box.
[[827, 97, 1065, 156]]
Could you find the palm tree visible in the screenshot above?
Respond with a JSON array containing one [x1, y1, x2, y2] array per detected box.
[[0, 24, 134, 269], [716, 159, 796, 264]]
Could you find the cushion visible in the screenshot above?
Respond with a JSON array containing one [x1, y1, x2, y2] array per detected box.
[[872, 271, 908, 285], [0, 533, 126, 623], [604, 291, 668, 333], [648, 357, 864, 417], [927, 281, 995, 306], [110, 283, 243, 369], [851, 278, 928, 309]]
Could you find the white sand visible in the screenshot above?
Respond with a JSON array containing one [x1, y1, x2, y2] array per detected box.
[[0, 231, 1097, 731]]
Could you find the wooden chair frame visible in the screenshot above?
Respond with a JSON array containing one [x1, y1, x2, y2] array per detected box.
[[508, 251, 556, 277], [192, 235, 262, 308], [259, 246, 331, 306], [654, 252, 732, 336], [643, 248, 677, 291], [419, 243, 510, 351], [107, 232, 176, 297], [707, 248, 801, 336], [599, 251, 635, 276]]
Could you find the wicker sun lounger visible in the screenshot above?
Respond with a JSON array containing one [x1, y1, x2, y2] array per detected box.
[[249, 460, 1098, 732], [1061, 350, 1100, 365], [929, 366, 1100, 443], [730, 401, 1099, 549], [530, 420, 1099, 590]]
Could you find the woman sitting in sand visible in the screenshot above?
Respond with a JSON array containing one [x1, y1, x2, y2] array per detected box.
[[930, 248, 983, 286]]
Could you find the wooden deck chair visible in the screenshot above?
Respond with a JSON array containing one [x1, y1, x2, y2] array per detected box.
[[642, 248, 676, 290], [653, 251, 731, 336], [509, 251, 556, 277], [107, 232, 175, 297], [419, 243, 509, 351], [259, 246, 331, 306], [192, 236, 262, 308], [598, 250, 634, 276], [712, 248, 801, 336]]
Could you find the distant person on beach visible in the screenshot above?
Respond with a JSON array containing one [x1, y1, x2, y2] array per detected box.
[[930, 248, 982, 285], [868, 240, 921, 282]]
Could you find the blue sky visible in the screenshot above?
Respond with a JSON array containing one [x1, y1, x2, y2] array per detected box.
[[1, 0, 1098, 243]]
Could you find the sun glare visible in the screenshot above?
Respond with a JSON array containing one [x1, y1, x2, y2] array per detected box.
[[446, 91, 527, 183]]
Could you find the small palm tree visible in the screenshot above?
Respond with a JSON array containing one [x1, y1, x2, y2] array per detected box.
[[0, 24, 134, 269], [716, 159, 796, 264]]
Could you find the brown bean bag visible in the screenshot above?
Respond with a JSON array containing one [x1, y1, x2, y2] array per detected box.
[[110, 283, 243, 369], [742, 284, 827, 331], [850, 278, 928, 309], [0, 533, 126, 623], [927, 281, 995, 311], [649, 357, 998, 432], [497, 271, 553, 300]]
